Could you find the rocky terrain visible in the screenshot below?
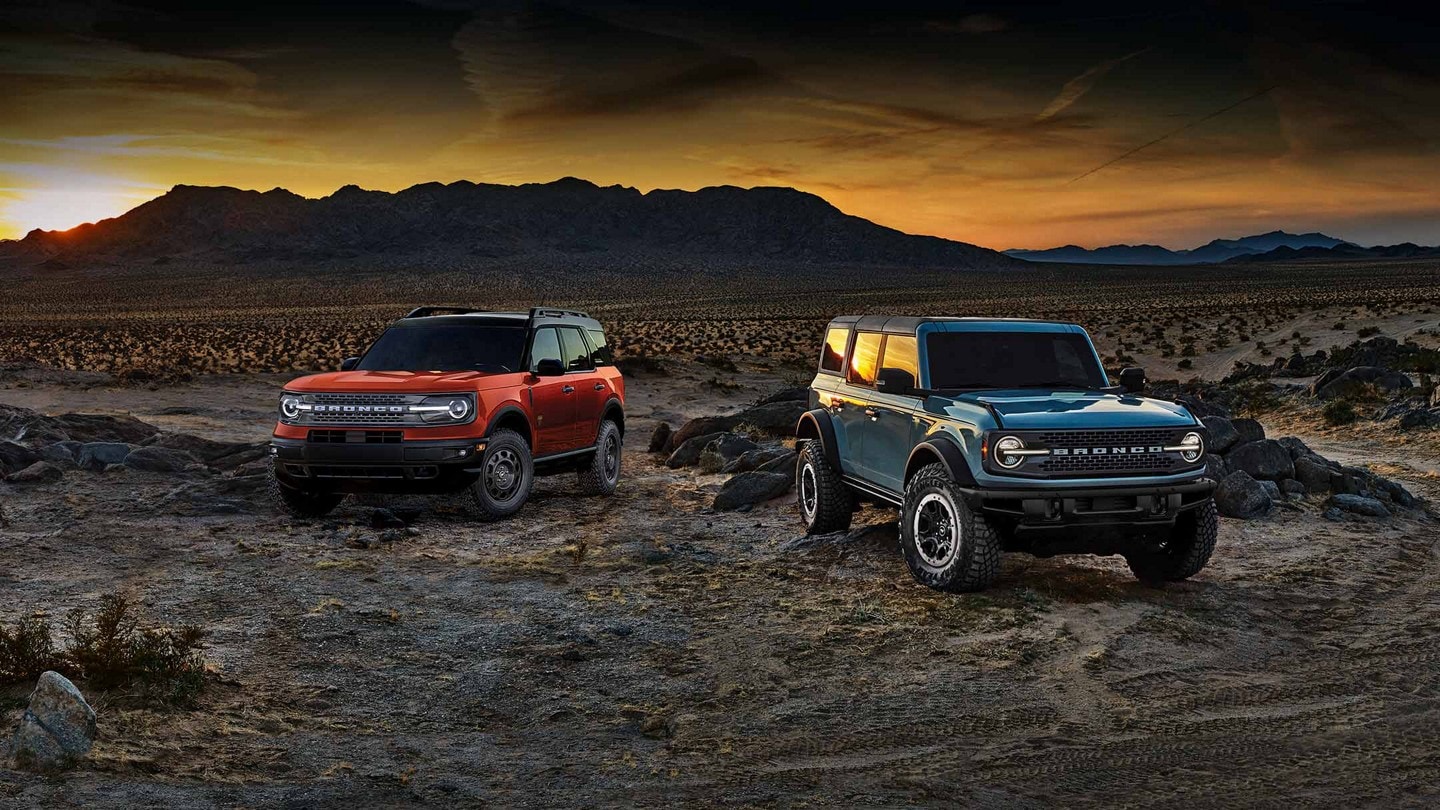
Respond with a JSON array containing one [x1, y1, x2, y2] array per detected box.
[[2, 356, 1437, 807]]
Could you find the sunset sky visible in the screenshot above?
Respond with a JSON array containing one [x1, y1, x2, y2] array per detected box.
[[2, 1, 1438, 249]]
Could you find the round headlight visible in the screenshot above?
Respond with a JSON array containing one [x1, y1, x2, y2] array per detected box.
[[1179, 431, 1203, 462], [447, 398, 470, 420], [994, 435, 1026, 469], [280, 394, 302, 421]]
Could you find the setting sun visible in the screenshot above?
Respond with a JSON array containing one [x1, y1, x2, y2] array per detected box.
[[2, 187, 155, 236]]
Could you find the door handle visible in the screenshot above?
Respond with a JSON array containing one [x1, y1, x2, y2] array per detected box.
[[562, 385, 575, 394], [865, 408, 879, 420], [594, 383, 605, 391], [828, 396, 843, 413]]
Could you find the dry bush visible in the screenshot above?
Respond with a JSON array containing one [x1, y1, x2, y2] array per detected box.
[[0, 614, 64, 683]]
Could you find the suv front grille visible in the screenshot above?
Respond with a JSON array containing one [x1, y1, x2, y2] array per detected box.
[[308, 430, 403, 444], [993, 427, 1199, 478]]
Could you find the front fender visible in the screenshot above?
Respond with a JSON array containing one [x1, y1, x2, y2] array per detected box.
[[906, 436, 977, 488]]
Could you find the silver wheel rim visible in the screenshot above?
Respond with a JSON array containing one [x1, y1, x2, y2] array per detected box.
[[799, 461, 818, 521], [914, 492, 960, 568], [485, 447, 522, 501], [602, 432, 620, 483]]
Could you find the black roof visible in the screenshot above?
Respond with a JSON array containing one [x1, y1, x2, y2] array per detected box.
[[826, 315, 1082, 335], [394, 306, 603, 330]]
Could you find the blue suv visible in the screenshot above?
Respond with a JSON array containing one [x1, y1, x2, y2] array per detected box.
[[795, 316, 1218, 592]]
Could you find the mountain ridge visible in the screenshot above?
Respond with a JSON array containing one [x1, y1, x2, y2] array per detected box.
[[0, 178, 1020, 273], [1005, 230, 1351, 265]]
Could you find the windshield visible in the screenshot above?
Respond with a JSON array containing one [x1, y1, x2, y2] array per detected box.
[[357, 325, 527, 372], [926, 331, 1106, 390]]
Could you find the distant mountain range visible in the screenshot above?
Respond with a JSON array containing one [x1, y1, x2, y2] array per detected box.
[[0, 178, 1019, 273], [1004, 230, 1352, 265], [1221, 241, 1440, 264]]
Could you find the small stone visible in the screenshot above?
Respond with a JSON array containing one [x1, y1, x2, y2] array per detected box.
[[7, 461, 63, 484], [370, 508, 407, 529]]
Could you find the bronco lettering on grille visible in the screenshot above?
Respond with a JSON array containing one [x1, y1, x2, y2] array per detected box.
[[1053, 446, 1165, 456]]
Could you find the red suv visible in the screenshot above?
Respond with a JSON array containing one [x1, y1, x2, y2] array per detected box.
[[270, 307, 625, 520]]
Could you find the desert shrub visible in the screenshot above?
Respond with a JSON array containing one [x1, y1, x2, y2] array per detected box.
[[0, 615, 64, 683], [1177, 359, 1193, 370], [697, 354, 739, 372], [1333, 321, 1346, 330], [0, 594, 207, 707], [614, 353, 666, 376], [1231, 381, 1281, 416], [1357, 326, 1381, 337], [1323, 400, 1358, 426]]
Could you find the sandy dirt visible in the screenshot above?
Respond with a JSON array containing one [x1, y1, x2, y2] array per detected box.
[[2, 364, 1439, 807]]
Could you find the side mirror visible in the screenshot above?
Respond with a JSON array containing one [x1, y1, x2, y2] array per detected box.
[[534, 358, 566, 377], [1119, 366, 1146, 394], [876, 367, 917, 396], [340, 357, 360, 371]]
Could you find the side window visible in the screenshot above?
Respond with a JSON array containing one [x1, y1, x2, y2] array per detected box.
[[881, 335, 919, 381], [819, 327, 849, 374], [586, 328, 613, 366], [847, 332, 882, 387], [560, 327, 593, 372], [529, 327, 561, 373]]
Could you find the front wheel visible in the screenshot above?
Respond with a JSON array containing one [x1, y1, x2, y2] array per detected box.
[[577, 420, 622, 495], [797, 442, 853, 534], [900, 463, 1001, 592], [1127, 500, 1218, 586], [269, 460, 344, 518], [464, 428, 534, 521]]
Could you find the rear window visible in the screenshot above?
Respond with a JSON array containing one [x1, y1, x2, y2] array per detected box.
[[848, 332, 883, 386], [926, 331, 1104, 390], [819, 327, 849, 373], [586, 328, 613, 365], [560, 327, 593, 371]]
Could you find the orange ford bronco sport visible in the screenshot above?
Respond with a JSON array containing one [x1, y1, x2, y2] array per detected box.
[[270, 306, 625, 520]]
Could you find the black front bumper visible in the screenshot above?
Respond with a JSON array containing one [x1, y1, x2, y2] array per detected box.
[[960, 477, 1216, 529], [271, 436, 485, 493]]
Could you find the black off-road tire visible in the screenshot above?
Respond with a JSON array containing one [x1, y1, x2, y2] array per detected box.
[[463, 428, 534, 521], [269, 459, 345, 518], [796, 441, 853, 534], [577, 419, 622, 496], [1127, 500, 1218, 586], [900, 463, 1001, 593]]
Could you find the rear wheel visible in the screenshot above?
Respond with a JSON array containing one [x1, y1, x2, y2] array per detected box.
[[269, 459, 344, 518], [1127, 500, 1218, 586], [464, 428, 534, 521], [900, 463, 1001, 592], [577, 419, 622, 495], [797, 442, 853, 534]]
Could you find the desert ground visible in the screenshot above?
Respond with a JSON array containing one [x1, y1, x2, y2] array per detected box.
[[3, 259, 1440, 806]]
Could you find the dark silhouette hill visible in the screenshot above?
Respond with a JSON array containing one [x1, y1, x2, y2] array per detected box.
[[1005, 230, 1349, 265], [0, 178, 1019, 272], [1222, 241, 1440, 264]]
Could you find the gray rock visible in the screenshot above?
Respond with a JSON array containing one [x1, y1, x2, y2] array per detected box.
[[1276, 436, 1313, 460], [1230, 418, 1266, 445], [1398, 409, 1440, 429], [665, 432, 725, 468], [1202, 453, 1228, 482], [1214, 470, 1272, 519], [714, 471, 793, 511], [1201, 416, 1240, 453], [1226, 440, 1295, 481], [722, 446, 792, 474], [665, 401, 807, 453], [49, 413, 158, 445], [1258, 480, 1282, 501], [754, 449, 799, 475], [7, 461, 63, 484], [699, 433, 761, 473], [0, 440, 41, 474], [77, 442, 136, 471], [1323, 506, 1344, 521], [666, 417, 738, 454], [1280, 478, 1307, 498], [647, 422, 672, 454], [1292, 455, 1334, 493], [756, 387, 809, 405], [123, 446, 201, 474], [1372, 477, 1416, 509], [1312, 366, 1413, 399], [10, 671, 96, 772], [1329, 493, 1391, 518], [39, 441, 81, 468]]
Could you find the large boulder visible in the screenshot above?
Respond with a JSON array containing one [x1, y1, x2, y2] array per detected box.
[[1214, 470, 1272, 519], [49, 413, 158, 445], [77, 442, 136, 471], [666, 417, 739, 454], [1329, 493, 1390, 518], [666, 432, 725, 468], [756, 387, 808, 405], [714, 471, 793, 511], [1202, 453, 1228, 482], [123, 446, 203, 474], [1276, 436, 1313, 460], [1226, 440, 1295, 481], [0, 440, 41, 474], [647, 422, 672, 454], [725, 447, 796, 475], [665, 401, 808, 453], [10, 671, 96, 772], [1293, 455, 1336, 493], [1230, 418, 1266, 445], [38, 441, 81, 468], [1311, 366, 1413, 399], [1201, 416, 1240, 454], [754, 449, 799, 474]]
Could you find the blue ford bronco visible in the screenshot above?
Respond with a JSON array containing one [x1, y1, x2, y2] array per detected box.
[[795, 316, 1218, 592]]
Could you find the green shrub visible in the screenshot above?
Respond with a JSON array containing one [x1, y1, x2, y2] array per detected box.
[[1357, 326, 1381, 337], [1323, 400, 1357, 426], [0, 615, 64, 683]]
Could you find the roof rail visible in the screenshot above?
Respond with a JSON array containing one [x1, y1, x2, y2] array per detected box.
[[527, 306, 590, 320], [403, 305, 481, 319]]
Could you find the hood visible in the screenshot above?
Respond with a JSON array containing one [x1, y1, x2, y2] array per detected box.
[[284, 370, 505, 393], [951, 389, 1197, 430]]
